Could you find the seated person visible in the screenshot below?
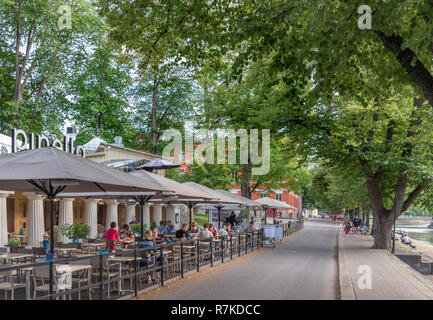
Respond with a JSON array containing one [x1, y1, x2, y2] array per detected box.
[[138, 230, 156, 282], [233, 222, 244, 233], [119, 224, 135, 247], [198, 223, 214, 240], [176, 223, 191, 239], [401, 233, 416, 248], [209, 224, 218, 237], [157, 221, 167, 234], [166, 220, 175, 233], [191, 221, 201, 233], [218, 223, 230, 237], [152, 227, 166, 247], [102, 222, 124, 250], [247, 222, 255, 233]]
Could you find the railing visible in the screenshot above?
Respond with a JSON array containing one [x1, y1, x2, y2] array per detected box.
[[0, 223, 302, 300]]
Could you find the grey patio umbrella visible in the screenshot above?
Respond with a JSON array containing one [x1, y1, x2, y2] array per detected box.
[[59, 170, 215, 239], [0, 147, 171, 296], [181, 182, 245, 228], [135, 158, 180, 172], [256, 197, 295, 224]]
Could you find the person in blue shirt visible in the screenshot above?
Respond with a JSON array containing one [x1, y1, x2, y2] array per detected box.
[[233, 222, 244, 233], [157, 220, 167, 234], [166, 220, 175, 233]]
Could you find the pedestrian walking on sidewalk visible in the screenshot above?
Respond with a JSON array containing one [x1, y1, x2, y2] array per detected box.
[[344, 220, 351, 236], [353, 216, 361, 234]]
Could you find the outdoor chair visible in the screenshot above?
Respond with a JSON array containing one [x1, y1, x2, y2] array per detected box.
[[70, 259, 92, 300], [90, 256, 119, 299], [33, 247, 47, 260], [0, 270, 26, 300], [32, 265, 64, 300]]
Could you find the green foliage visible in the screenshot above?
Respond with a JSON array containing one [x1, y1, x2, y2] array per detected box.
[[130, 223, 146, 234], [150, 220, 157, 230], [7, 238, 21, 247], [60, 223, 90, 240]]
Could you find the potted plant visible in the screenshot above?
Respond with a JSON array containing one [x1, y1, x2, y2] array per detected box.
[[7, 238, 22, 253], [72, 223, 91, 243], [130, 223, 146, 237], [59, 223, 90, 243], [150, 220, 157, 230]]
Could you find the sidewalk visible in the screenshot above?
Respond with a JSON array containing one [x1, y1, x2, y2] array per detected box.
[[338, 228, 433, 300]]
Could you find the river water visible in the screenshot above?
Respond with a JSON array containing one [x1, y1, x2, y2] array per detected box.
[[395, 223, 433, 247]]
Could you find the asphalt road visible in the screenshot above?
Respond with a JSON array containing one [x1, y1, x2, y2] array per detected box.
[[142, 220, 339, 300]]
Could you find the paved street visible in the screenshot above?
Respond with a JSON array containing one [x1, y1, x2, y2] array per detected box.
[[140, 220, 339, 300]]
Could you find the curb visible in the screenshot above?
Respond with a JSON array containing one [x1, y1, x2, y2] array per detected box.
[[337, 226, 357, 300]]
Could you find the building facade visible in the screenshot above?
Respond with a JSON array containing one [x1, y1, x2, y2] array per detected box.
[[0, 133, 184, 246]]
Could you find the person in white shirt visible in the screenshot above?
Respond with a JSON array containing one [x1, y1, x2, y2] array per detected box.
[[401, 233, 416, 248], [198, 223, 213, 240], [219, 223, 229, 237]]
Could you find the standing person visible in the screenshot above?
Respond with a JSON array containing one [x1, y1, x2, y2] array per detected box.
[[344, 219, 351, 236], [102, 222, 123, 250], [129, 216, 139, 225], [352, 215, 361, 234], [227, 212, 236, 227]]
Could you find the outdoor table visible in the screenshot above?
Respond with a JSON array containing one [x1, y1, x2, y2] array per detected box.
[[107, 256, 137, 295], [0, 253, 34, 264]]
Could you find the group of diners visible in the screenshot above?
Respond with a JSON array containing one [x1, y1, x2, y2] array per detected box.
[[102, 216, 257, 252]]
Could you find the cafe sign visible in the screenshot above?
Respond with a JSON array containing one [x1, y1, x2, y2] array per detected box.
[[11, 128, 85, 157]]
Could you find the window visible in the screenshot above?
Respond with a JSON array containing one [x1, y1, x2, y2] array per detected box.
[[275, 194, 282, 201]]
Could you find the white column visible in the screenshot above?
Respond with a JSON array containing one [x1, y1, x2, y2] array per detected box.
[[166, 204, 175, 225], [105, 200, 119, 230], [143, 203, 150, 229], [58, 198, 74, 243], [84, 199, 99, 239], [126, 203, 136, 225], [24, 192, 45, 247], [0, 191, 14, 246], [152, 203, 162, 225]]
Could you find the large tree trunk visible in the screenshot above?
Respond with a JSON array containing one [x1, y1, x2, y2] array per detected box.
[[152, 72, 159, 154], [372, 210, 394, 249]]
